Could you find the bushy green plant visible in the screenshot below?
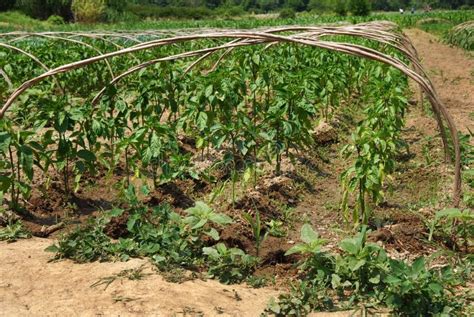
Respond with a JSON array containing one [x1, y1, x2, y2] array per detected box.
[[184, 200, 233, 242], [383, 257, 462, 315], [46, 217, 112, 263], [267, 279, 333, 316], [279, 8, 296, 19], [16, 0, 72, 20], [127, 4, 215, 20], [46, 14, 65, 25], [269, 225, 467, 315]]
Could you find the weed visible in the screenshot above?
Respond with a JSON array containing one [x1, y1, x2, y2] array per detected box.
[[91, 264, 150, 290], [0, 220, 31, 242], [428, 208, 473, 253], [246, 275, 267, 288], [266, 219, 286, 238], [243, 210, 267, 257]]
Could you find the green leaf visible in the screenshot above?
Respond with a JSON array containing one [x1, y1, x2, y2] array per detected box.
[[369, 275, 380, 284], [339, 239, 358, 255], [411, 257, 425, 275], [192, 218, 207, 230], [77, 149, 96, 162], [428, 283, 443, 294], [206, 228, 220, 241], [44, 245, 59, 253], [203, 246, 219, 258], [0, 175, 12, 192], [284, 244, 305, 256], [300, 224, 318, 244], [209, 213, 233, 225], [108, 208, 124, 218]]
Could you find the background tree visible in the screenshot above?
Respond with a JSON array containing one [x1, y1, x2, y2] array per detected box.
[[0, 0, 16, 12], [15, 0, 73, 20], [349, 0, 371, 16], [334, 0, 347, 15]]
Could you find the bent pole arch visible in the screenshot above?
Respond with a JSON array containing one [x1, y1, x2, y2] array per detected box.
[[0, 22, 461, 205]]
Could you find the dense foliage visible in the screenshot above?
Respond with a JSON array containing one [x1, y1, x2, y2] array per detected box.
[[4, 0, 474, 22]]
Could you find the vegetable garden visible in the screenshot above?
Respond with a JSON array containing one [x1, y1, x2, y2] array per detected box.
[[0, 15, 473, 316]]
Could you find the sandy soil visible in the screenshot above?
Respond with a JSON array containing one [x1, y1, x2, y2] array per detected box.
[[0, 238, 279, 317]]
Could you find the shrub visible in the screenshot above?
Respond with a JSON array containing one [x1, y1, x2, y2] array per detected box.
[[71, 0, 106, 23], [46, 14, 65, 25], [0, 0, 15, 12], [349, 0, 370, 16], [279, 8, 296, 19], [286, 0, 306, 12]]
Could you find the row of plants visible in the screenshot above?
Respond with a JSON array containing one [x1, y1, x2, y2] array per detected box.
[[0, 33, 411, 229], [444, 21, 474, 50]]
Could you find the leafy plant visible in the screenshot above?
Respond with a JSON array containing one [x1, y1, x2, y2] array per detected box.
[[203, 243, 258, 284], [266, 279, 333, 316], [184, 201, 233, 241]]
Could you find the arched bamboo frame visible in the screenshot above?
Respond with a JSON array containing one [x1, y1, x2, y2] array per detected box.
[[0, 21, 461, 205]]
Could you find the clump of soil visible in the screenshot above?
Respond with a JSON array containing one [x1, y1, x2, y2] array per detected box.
[[144, 178, 209, 211], [104, 211, 130, 239], [368, 211, 434, 255]]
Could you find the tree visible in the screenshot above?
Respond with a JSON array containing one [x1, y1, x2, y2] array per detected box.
[[349, 0, 370, 16], [287, 0, 306, 11], [16, 0, 73, 20], [0, 0, 16, 11], [107, 0, 127, 12], [334, 0, 347, 16], [307, 0, 332, 12]]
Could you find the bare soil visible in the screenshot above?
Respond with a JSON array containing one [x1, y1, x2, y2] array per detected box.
[[0, 238, 278, 317], [404, 29, 474, 134], [1, 29, 473, 316]]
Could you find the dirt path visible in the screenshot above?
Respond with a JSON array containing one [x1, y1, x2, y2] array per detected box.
[[405, 29, 473, 134]]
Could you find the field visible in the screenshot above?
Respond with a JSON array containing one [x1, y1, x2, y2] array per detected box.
[[1, 10, 473, 316]]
